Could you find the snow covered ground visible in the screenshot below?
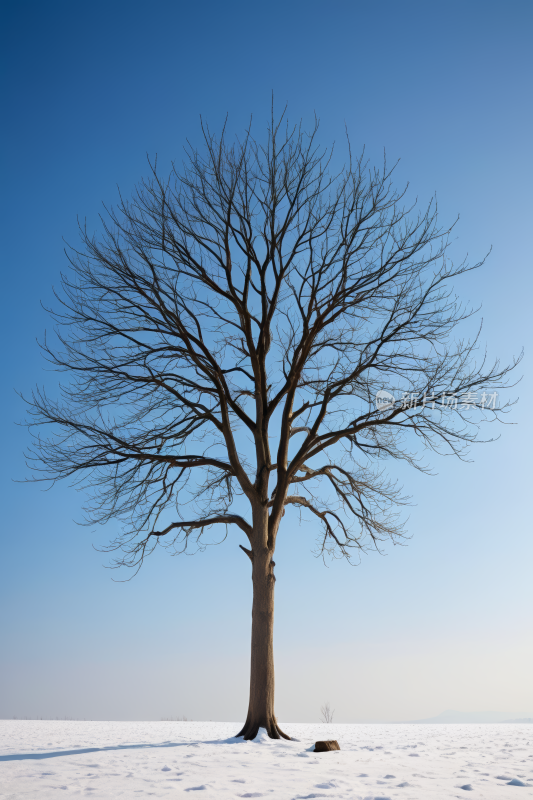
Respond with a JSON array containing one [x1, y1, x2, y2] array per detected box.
[[1, 720, 532, 799]]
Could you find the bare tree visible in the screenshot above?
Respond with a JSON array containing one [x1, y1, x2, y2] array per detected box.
[[24, 110, 519, 740], [320, 702, 334, 724]]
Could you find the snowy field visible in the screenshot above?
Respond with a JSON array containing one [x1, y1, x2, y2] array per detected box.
[[1, 720, 532, 799]]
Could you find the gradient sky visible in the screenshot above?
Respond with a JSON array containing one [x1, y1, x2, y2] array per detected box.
[[1, 0, 532, 723]]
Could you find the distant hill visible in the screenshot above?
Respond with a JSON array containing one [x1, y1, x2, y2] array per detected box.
[[402, 710, 533, 724]]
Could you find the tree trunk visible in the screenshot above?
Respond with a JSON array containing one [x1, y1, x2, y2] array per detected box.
[[236, 547, 290, 740]]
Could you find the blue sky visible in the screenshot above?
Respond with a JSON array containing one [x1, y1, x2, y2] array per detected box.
[[1, 0, 532, 722]]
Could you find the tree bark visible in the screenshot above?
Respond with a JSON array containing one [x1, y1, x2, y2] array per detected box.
[[236, 547, 290, 740]]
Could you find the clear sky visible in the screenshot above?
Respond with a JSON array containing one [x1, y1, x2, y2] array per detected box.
[[1, 0, 532, 723]]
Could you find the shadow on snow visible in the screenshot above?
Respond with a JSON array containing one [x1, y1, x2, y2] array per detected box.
[[0, 736, 246, 762]]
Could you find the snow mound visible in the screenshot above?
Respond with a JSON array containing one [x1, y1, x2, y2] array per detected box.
[[252, 727, 276, 744]]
